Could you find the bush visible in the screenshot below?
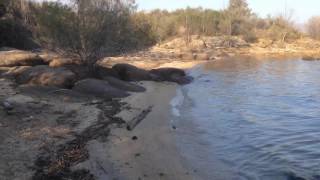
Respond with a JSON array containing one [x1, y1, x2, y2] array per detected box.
[[243, 31, 257, 43], [307, 16, 320, 40], [32, 0, 156, 70], [0, 19, 38, 49]]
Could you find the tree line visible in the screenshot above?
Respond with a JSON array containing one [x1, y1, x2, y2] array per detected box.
[[1, 0, 320, 65]]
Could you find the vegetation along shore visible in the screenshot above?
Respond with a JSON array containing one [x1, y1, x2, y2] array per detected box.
[[1, 0, 320, 179]]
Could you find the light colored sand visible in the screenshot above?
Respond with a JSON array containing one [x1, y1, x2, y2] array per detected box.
[[74, 81, 196, 180]]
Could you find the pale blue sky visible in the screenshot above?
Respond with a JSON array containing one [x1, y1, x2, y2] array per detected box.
[[136, 0, 320, 23]]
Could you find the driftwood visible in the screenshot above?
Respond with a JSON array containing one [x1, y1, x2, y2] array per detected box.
[[126, 106, 153, 131]]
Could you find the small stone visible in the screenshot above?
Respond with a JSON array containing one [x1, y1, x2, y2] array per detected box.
[[134, 153, 141, 157], [23, 116, 34, 122], [2, 100, 14, 111], [132, 136, 138, 140], [172, 126, 177, 130], [90, 100, 102, 105]]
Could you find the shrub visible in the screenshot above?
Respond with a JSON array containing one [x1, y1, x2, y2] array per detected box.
[[307, 16, 320, 40]]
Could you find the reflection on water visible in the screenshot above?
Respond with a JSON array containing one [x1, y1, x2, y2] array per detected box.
[[172, 58, 320, 180]]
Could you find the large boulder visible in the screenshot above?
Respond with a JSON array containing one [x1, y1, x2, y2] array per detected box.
[[16, 65, 76, 88], [64, 64, 92, 81], [302, 55, 320, 61], [103, 76, 146, 92], [1, 66, 31, 78], [96, 65, 121, 79], [169, 75, 194, 85], [49, 58, 76, 67], [150, 68, 186, 79], [150, 68, 192, 85], [112, 63, 157, 81], [0, 50, 46, 67], [72, 78, 129, 99]]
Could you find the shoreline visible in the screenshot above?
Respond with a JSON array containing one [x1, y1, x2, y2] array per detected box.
[[0, 77, 198, 180], [73, 81, 195, 180], [1, 37, 320, 179]]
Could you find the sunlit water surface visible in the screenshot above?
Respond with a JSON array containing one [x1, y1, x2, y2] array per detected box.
[[171, 58, 320, 180]]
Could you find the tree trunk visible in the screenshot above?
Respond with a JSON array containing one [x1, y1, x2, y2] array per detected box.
[[282, 32, 288, 43]]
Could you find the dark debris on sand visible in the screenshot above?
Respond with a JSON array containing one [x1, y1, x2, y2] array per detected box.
[[32, 100, 126, 180]]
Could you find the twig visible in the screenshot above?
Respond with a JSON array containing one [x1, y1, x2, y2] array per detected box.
[[126, 106, 153, 131]]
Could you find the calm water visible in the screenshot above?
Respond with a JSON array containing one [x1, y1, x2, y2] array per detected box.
[[171, 58, 320, 180]]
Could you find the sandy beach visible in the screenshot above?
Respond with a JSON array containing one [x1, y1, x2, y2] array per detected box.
[[71, 81, 196, 180], [0, 75, 199, 180]]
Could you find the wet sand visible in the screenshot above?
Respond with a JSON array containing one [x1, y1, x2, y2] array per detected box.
[[73, 81, 195, 180]]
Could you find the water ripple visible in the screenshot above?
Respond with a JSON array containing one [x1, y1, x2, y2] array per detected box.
[[173, 59, 320, 180]]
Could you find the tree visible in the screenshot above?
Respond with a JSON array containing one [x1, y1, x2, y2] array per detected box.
[[226, 0, 254, 37], [0, 0, 38, 49], [34, 0, 142, 73], [307, 16, 320, 40], [228, 0, 251, 18]]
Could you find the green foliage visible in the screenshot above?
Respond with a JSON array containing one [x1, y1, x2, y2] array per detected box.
[[146, 7, 223, 42], [259, 15, 301, 42], [0, 18, 38, 49], [130, 12, 157, 47], [0, 0, 39, 49], [0, 0, 6, 17], [0, 0, 304, 55], [32, 0, 156, 66], [33, 2, 76, 49], [226, 0, 255, 36], [228, 0, 251, 18]]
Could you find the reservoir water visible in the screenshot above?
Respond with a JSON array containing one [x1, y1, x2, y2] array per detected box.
[[171, 58, 320, 180]]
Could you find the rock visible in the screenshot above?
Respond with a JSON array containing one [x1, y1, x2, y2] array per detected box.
[[38, 52, 60, 63], [132, 136, 138, 140], [171, 75, 194, 85], [112, 63, 156, 81], [23, 116, 34, 122], [49, 58, 76, 67], [150, 68, 186, 79], [0, 67, 11, 76], [64, 64, 92, 81], [302, 55, 319, 61], [181, 53, 196, 60], [72, 78, 129, 99], [0, 47, 16, 51], [1, 66, 31, 78], [1, 100, 14, 111], [96, 65, 121, 79], [103, 76, 146, 92], [16, 65, 76, 88], [196, 53, 210, 60], [150, 68, 192, 84], [0, 50, 46, 67]]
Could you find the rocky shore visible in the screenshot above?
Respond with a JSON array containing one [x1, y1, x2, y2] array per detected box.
[[1, 35, 320, 180], [0, 47, 198, 180]]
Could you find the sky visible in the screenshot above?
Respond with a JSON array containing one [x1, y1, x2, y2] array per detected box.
[[135, 0, 320, 23]]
